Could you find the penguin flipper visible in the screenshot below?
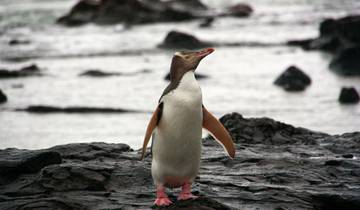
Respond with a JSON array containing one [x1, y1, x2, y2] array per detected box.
[[140, 103, 163, 160], [202, 106, 235, 159]]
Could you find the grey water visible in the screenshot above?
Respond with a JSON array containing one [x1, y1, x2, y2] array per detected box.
[[0, 0, 359, 150]]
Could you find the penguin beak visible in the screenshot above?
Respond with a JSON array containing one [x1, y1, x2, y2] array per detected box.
[[195, 48, 215, 58]]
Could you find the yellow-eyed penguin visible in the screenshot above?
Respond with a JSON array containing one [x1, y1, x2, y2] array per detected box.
[[140, 48, 235, 206]]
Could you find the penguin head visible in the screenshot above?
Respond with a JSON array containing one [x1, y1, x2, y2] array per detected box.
[[169, 48, 214, 81]]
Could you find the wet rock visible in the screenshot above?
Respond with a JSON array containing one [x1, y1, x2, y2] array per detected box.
[[338, 87, 360, 104], [79, 69, 150, 77], [288, 15, 360, 52], [17, 105, 139, 114], [1, 115, 359, 210], [329, 47, 360, 76], [58, 0, 207, 26], [199, 17, 214, 28], [286, 38, 314, 50], [0, 89, 7, 103], [0, 64, 42, 79], [152, 197, 234, 210], [0, 149, 61, 183], [57, 0, 101, 26], [8, 39, 31, 45], [158, 30, 212, 50], [216, 112, 319, 145], [342, 154, 354, 159], [164, 72, 208, 81], [79, 69, 122, 77], [226, 3, 253, 18], [274, 66, 311, 91]]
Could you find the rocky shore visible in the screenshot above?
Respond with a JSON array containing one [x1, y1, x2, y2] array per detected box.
[[0, 113, 359, 210]]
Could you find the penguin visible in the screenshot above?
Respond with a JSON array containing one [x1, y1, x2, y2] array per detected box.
[[140, 48, 235, 206]]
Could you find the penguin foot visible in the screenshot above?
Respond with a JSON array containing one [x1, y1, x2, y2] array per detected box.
[[154, 197, 173, 206], [178, 181, 198, 201], [177, 192, 198, 201]]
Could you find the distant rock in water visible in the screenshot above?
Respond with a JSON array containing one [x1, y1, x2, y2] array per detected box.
[[329, 47, 360, 76], [338, 87, 360, 104], [0, 89, 7, 103], [57, 0, 207, 26], [158, 30, 212, 50], [0, 64, 42, 79], [57, 0, 101, 26], [164, 72, 208, 81], [225, 3, 253, 17], [287, 15, 360, 52], [8, 39, 31, 46], [274, 66, 311, 91], [199, 17, 215, 28], [79, 69, 122, 77], [17, 105, 139, 114], [79, 69, 151, 77]]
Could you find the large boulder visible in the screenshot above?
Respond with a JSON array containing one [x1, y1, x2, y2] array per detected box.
[[0, 89, 7, 103], [274, 66, 311, 91], [329, 46, 360, 76], [58, 0, 207, 26], [158, 30, 212, 50], [338, 87, 360, 104]]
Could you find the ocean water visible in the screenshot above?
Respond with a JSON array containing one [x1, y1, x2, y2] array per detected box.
[[0, 0, 359, 150]]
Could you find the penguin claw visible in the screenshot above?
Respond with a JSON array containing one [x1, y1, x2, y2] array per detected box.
[[154, 197, 173, 206], [177, 193, 198, 201]]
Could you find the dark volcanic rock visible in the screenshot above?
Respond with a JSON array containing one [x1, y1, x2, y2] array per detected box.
[[17, 105, 138, 114], [288, 15, 360, 52], [225, 3, 253, 18], [57, 0, 101, 26], [8, 39, 31, 45], [79, 69, 122, 77], [0, 149, 61, 183], [164, 72, 208, 81], [215, 112, 319, 145], [199, 17, 214, 28], [0, 89, 7, 103], [274, 66, 311, 91], [158, 30, 212, 50], [79, 69, 150, 77], [0, 64, 42, 79], [329, 46, 360, 76], [58, 0, 207, 26], [338, 87, 360, 104], [1, 115, 360, 210]]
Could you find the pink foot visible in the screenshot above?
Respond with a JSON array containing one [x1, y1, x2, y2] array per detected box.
[[178, 192, 198, 201], [154, 184, 173, 206], [177, 181, 198, 201], [154, 197, 173, 206]]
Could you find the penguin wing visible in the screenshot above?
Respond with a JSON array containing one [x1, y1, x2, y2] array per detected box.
[[140, 103, 163, 160], [202, 106, 236, 159]]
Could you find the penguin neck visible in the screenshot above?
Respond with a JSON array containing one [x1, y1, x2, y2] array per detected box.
[[176, 71, 200, 92]]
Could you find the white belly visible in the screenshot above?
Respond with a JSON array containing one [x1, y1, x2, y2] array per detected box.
[[151, 71, 202, 187]]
